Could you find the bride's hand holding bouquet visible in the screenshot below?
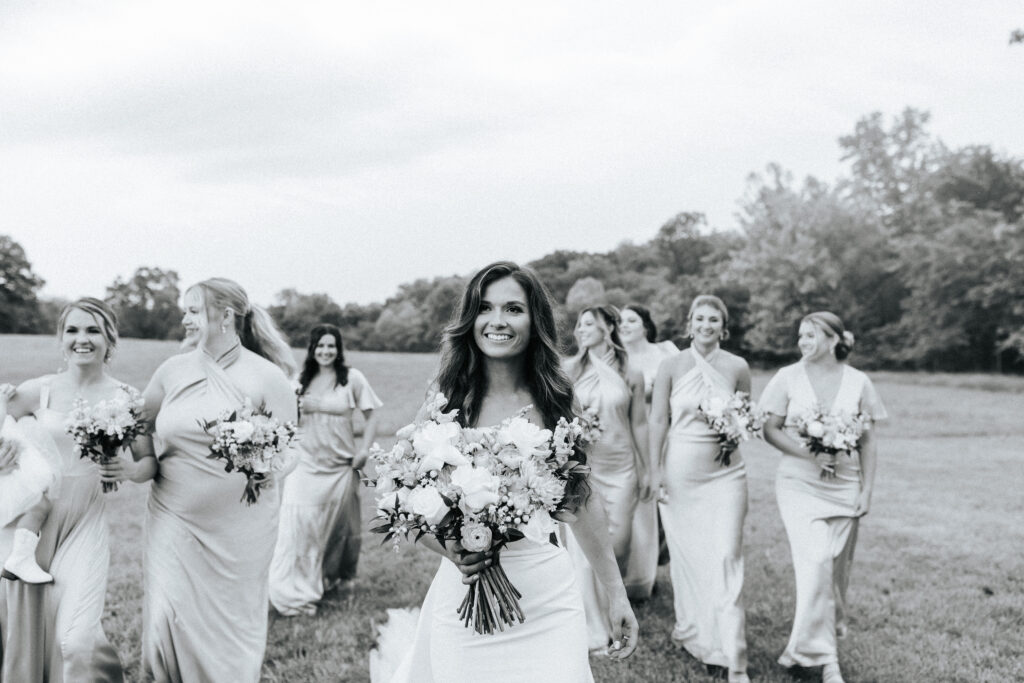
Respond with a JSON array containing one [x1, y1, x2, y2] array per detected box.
[[369, 392, 596, 635]]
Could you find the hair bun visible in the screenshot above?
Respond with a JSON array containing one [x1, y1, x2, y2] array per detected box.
[[842, 330, 855, 349]]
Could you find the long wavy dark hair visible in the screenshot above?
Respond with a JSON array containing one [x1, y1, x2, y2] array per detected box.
[[298, 324, 349, 394], [622, 303, 658, 343], [435, 261, 575, 431]]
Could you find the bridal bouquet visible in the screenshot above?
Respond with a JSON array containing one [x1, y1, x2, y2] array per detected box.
[[698, 392, 765, 466], [369, 392, 597, 635], [794, 406, 871, 480], [66, 385, 148, 492], [200, 399, 297, 504]]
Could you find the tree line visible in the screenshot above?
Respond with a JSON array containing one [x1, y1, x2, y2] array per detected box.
[[3, 108, 1022, 372]]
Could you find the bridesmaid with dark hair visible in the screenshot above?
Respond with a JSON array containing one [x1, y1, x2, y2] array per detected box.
[[564, 305, 649, 651], [760, 311, 887, 683], [618, 303, 678, 598], [270, 324, 382, 616]]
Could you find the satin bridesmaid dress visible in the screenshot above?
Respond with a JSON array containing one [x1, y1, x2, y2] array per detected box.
[[759, 362, 887, 668], [659, 348, 749, 673]]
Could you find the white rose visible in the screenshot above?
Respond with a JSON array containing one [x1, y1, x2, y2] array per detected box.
[[231, 421, 255, 443], [377, 485, 410, 513], [500, 417, 552, 459], [451, 465, 500, 511], [521, 509, 556, 545], [806, 421, 825, 438], [407, 486, 449, 525], [413, 422, 468, 473]]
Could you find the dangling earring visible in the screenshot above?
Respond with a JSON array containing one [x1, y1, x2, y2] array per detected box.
[[221, 320, 228, 335], [58, 355, 68, 372]]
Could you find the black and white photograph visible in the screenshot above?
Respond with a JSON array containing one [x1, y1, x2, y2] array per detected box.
[[1, 2, 1022, 681]]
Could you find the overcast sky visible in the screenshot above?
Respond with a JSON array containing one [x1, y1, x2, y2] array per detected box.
[[2, 0, 1021, 307]]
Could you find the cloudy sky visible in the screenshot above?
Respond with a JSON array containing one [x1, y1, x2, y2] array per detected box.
[[2, 0, 1021, 307]]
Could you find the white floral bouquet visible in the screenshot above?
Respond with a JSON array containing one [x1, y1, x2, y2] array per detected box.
[[65, 385, 148, 493], [200, 399, 297, 504], [369, 393, 597, 635], [698, 391, 766, 466], [794, 406, 871, 480]]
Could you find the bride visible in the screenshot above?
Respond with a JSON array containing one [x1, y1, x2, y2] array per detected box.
[[375, 261, 639, 683]]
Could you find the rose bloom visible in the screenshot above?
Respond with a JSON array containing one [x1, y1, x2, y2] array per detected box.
[[230, 421, 256, 443], [460, 522, 493, 553], [451, 465, 500, 511], [805, 421, 825, 438], [408, 485, 449, 525], [499, 417, 552, 459]]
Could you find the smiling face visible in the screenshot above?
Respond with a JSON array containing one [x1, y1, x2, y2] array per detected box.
[[314, 333, 339, 367], [473, 276, 532, 360], [618, 308, 645, 344], [61, 308, 109, 366], [181, 288, 211, 347], [798, 321, 834, 360], [575, 310, 608, 350], [689, 304, 725, 346]]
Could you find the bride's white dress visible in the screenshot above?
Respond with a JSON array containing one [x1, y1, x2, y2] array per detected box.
[[370, 415, 594, 683], [375, 541, 592, 683]]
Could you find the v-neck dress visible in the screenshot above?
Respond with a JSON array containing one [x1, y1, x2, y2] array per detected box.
[[269, 369, 382, 616], [759, 361, 888, 667]]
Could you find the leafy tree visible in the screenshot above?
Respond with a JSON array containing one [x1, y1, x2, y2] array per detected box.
[[896, 209, 1024, 370], [105, 267, 183, 340], [269, 289, 346, 347], [838, 108, 945, 234], [565, 277, 607, 312], [0, 234, 45, 333]]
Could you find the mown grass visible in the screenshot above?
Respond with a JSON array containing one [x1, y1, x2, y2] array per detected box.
[[2, 334, 1023, 682]]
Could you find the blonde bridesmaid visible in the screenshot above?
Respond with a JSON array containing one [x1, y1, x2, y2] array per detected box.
[[564, 305, 649, 652], [618, 304, 678, 600], [649, 295, 751, 683], [1, 298, 151, 682], [760, 311, 887, 683], [138, 278, 299, 682]]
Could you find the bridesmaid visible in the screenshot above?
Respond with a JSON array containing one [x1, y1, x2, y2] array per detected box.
[[760, 311, 887, 683], [269, 324, 382, 616], [618, 303, 678, 598], [564, 306, 649, 651], [0, 298, 153, 682], [137, 278, 299, 682], [648, 295, 751, 683]]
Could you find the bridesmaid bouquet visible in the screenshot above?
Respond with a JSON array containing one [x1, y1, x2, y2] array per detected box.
[[698, 392, 765, 466], [368, 392, 596, 635], [65, 385, 148, 492], [200, 399, 298, 504], [794, 407, 871, 480]]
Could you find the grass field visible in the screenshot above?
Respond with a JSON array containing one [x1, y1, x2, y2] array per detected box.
[[2, 334, 1023, 682]]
